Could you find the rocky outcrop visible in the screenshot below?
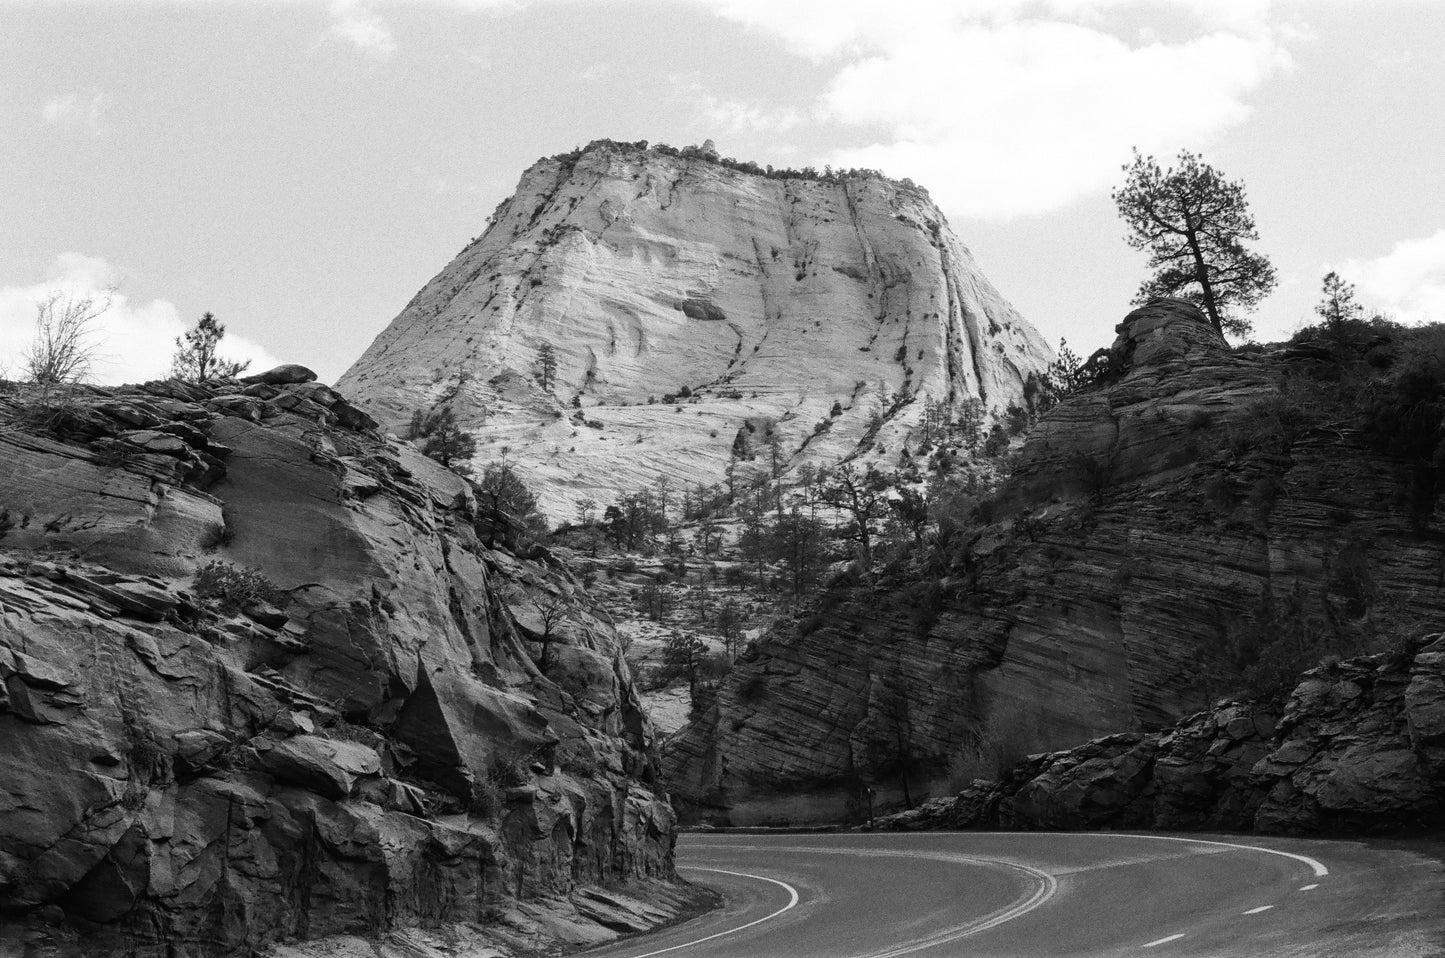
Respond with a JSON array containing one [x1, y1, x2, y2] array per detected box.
[[0, 371, 677, 956], [874, 633, 1445, 834], [666, 300, 1445, 825], [338, 139, 1050, 519]]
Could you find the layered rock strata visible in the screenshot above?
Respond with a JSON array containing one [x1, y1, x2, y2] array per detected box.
[[874, 632, 1445, 834], [0, 369, 675, 955], [666, 299, 1445, 825], [338, 139, 1050, 518]]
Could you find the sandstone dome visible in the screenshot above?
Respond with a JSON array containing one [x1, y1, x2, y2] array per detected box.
[[338, 139, 1052, 518]]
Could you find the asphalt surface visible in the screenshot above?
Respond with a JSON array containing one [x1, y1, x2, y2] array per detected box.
[[580, 831, 1445, 957]]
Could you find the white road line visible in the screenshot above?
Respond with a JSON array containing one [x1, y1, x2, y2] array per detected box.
[[619, 866, 800, 958], [1143, 933, 1186, 948], [963, 831, 1331, 878], [687, 843, 1057, 958], [1299, 883, 1319, 891], [1242, 905, 1275, 915], [858, 859, 1057, 958]]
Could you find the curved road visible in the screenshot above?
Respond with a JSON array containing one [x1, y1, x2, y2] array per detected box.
[[582, 831, 1445, 957]]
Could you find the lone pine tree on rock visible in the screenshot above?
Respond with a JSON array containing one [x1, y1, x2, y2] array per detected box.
[[172, 311, 251, 382], [1113, 149, 1277, 338]]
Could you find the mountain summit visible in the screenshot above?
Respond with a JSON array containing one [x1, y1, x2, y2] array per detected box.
[[339, 139, 1051, 516]]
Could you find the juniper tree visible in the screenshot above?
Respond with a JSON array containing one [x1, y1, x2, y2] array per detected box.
[[1113, 149, 1277, 337]]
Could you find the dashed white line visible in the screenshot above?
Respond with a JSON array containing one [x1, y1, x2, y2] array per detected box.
[[1143, 933, 1186, 947], [1242, 905, 1275, 915], [1299, 883, 1319, 891], [622, 866, 800, 958]]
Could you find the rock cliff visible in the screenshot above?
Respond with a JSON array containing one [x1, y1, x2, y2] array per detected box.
[[0, 369, 677, 956], [337, 140, 1050, 519], [666, 299, 1445, 825], [875, 632, 1445, 835]]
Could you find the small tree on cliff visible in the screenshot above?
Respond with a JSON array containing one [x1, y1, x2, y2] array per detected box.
[[172, 312, 251, 382], [408, 406, 477, 476], [534, 342, 558, 391], [1113, 149, 1276, 338]]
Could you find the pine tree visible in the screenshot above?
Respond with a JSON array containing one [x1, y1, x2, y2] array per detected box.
[[535, 342, 558, 391], [1113, 149, 1277, 337], [172, 312, 250, 382]]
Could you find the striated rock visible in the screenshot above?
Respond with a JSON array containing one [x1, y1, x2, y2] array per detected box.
[[873, 635, 1445, 835], [338, 139, 1050, 519], [668, 299, 1445, 825], [0, 376, 678, 956]]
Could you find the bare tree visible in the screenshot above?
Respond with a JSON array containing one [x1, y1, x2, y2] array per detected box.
[[25, 291, 108, 394], [535, 596, 568, 674]]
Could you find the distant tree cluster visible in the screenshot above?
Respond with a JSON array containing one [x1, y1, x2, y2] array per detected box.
[[549, 138, 901, 188]]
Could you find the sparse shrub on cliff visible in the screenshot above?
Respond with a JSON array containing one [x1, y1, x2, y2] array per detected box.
[[193, 560, 280, 612], [945, 699, 1042, 790], [408, 405, 477, 477]]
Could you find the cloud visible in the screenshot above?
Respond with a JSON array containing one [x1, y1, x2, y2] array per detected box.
[[329, 0, 398, 59], [673, 79, 808, 135], [40, 90, 107, 133], [824, 23, 1286, 219], [675, 0, 1292, 219], [0, 254, 281, 387], [1336, 230, 1445, 324]]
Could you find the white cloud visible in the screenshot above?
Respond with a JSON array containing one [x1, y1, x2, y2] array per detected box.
[[0, 254, 281, 387], [1337, 230, 1445, 324], [329, 0, 398, 59], [677, 0, 1292, 219], [40, 90, 107, 133]]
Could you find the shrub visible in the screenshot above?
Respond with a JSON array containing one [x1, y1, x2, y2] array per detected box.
[[193, 561, 280, 612]]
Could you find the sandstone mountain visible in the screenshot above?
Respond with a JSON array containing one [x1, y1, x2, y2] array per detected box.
[[666, 299, 1445, 825], [0, 369, 677, 956], [338, 140, 1050, 519]]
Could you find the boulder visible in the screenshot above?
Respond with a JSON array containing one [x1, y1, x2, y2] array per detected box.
[[241, 364, 318, 386], [258, 734, 382, 799]]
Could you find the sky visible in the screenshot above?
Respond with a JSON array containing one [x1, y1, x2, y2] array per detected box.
[[2, 0, 1443, 386]]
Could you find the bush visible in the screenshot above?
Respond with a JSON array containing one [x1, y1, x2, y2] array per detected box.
[[193, 561, 280, 612]]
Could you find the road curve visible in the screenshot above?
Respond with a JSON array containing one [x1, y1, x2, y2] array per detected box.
[[580, 831, 1445, 957]]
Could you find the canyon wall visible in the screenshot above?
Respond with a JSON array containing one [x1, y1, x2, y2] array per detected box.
[[666, 300, 1445, 825], [877, 632, 1445, 835], [0, 369, 676, 956]]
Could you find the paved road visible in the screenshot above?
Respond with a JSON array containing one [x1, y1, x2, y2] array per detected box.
[[581, 831, 1445, 957]]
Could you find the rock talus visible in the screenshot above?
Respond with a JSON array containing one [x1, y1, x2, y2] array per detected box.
[[877, 633, 1445, 835], [338, 140, 1050, 519], [0, 371, 676, 956]]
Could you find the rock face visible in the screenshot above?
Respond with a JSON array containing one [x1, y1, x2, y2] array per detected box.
[[0, 372, 675, 955], [337, 139, 1050, 519], [875, 633, 1445, 835], [666, 299, 1445, 825]]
